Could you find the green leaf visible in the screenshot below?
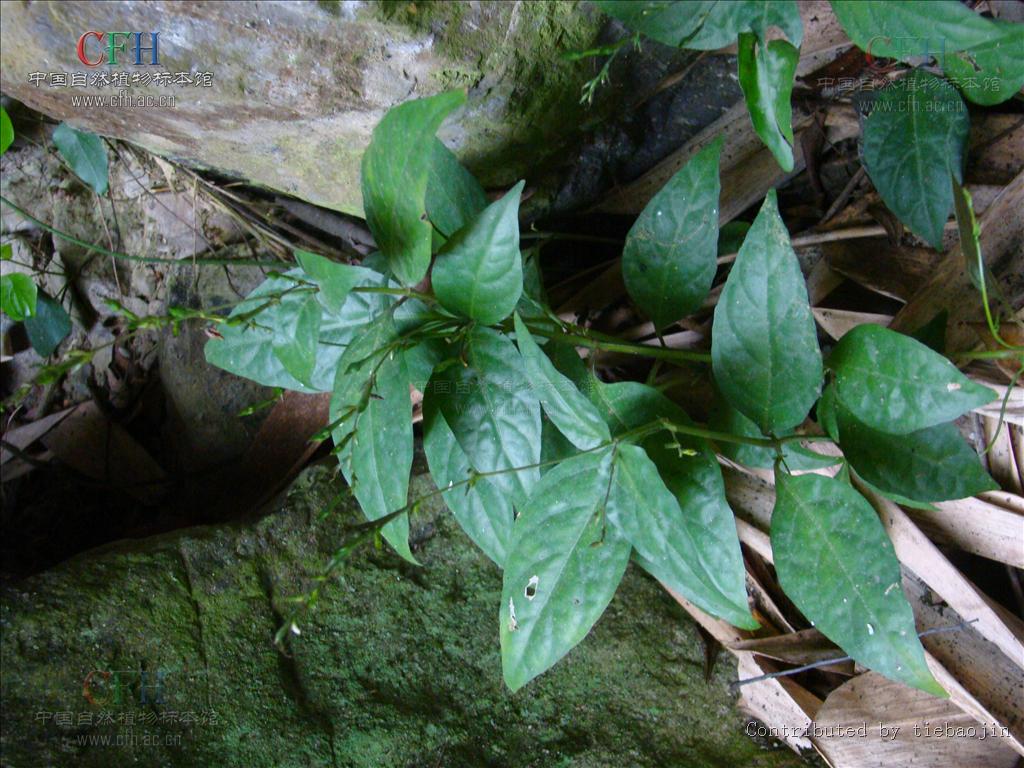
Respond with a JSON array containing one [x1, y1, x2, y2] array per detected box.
[[272, 295, 321, 387], [831, 0, 1024, 106], [423, 395, 513, 567], [294, 249, 366, 314], [540, 415, 577, 473], [944, 24, 1024, 106], [0, 106, 13, 155], [816, 381, 840, 442], [717, 221, 750, 256], [738, 35, 799, 172], [432, 181, 525, 325], [712, 190, 822, 434], [52, 123, 109, 196], [771, 470, 945, 696], [360, 90, 466, 285], [827, 324, 995, 434], [205, 268, 392, 393], [588, 380, 687, 437], [861, 70, 969, 250], [0, 273, 37, 321], [622, 137, 722, 330], [403, 337, 444, 391], [610, 444, 757, 629], [513, 314, 610, 450], [546, 341, 592, 395], [425, 139, 487, 238], [834, 403, 997, 503], [596, 1, 802, 50], [430, 327, 542, 509], [521, 247, 547, 307], [709, 391, 840, 470], [500, 449, 630, 691], [24, 292, 72, 357], [592, 1, 714, 47], [330, 315, 416, 563]]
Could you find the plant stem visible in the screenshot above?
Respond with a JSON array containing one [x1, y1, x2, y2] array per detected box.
[[351, 285, 435, 303], [953, 348, 1024, 361], [525, 322, 713, 363], [0, 194, 282, 268]]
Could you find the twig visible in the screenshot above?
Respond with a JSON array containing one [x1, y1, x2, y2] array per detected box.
[[730, 619, 980, 689], [819, 166, 866, 225], [716, 221, 960, 265]]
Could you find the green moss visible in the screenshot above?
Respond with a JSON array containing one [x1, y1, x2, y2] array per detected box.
[[1, 465, 813, 768], [365, 1, 607, 186]]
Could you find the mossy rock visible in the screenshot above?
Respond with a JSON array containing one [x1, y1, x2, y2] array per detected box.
[[1, 464, 809, 767]]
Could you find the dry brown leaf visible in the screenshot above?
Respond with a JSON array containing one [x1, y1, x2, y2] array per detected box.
[[812, 671, 1021, 768], [39, 401, 167, 505], [903, 496, 1024, 568], [892, 169, 1024, 353], [812, 308, 893, 341], [855, 482, 1024, 673], [0, 405, 77, 467], [903, 571, 1024, 749]]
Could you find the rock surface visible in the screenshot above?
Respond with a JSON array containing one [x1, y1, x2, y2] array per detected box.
[[1, 464, 808, 768], [0, 1, 606, 216]]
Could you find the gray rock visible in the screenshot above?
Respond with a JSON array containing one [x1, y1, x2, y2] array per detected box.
[[1, 464, 809, 768], [0, 1, 609, 216]]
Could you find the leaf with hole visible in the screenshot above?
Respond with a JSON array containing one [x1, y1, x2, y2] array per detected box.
[[500, 449, 629, 691], [513, 314, 609, 450], [738, 34, 799, 172], [827, 324, 995, 434], [361, 90, 466, 285], [609, 444, 757, 629], [423, 395, 513, 567], [429, 327, 541, 509], [24, 292, 72, 357], [834, 403, 997, 503], [330, 314, 416, 563], [53, 123, 109, 196], [432, 181, 524, 325], [622, 137, 722, 330], [712, 190, 822, 434], [772, 470, 945, 696], [861, 70, 969, 249]]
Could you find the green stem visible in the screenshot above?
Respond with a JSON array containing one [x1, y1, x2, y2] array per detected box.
[[351, 285, 435, 303], [953, 348, 1024, 361], [526, 323, 713, 363], [1, 194, 282, 268], [655, 419, 830, 450]]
